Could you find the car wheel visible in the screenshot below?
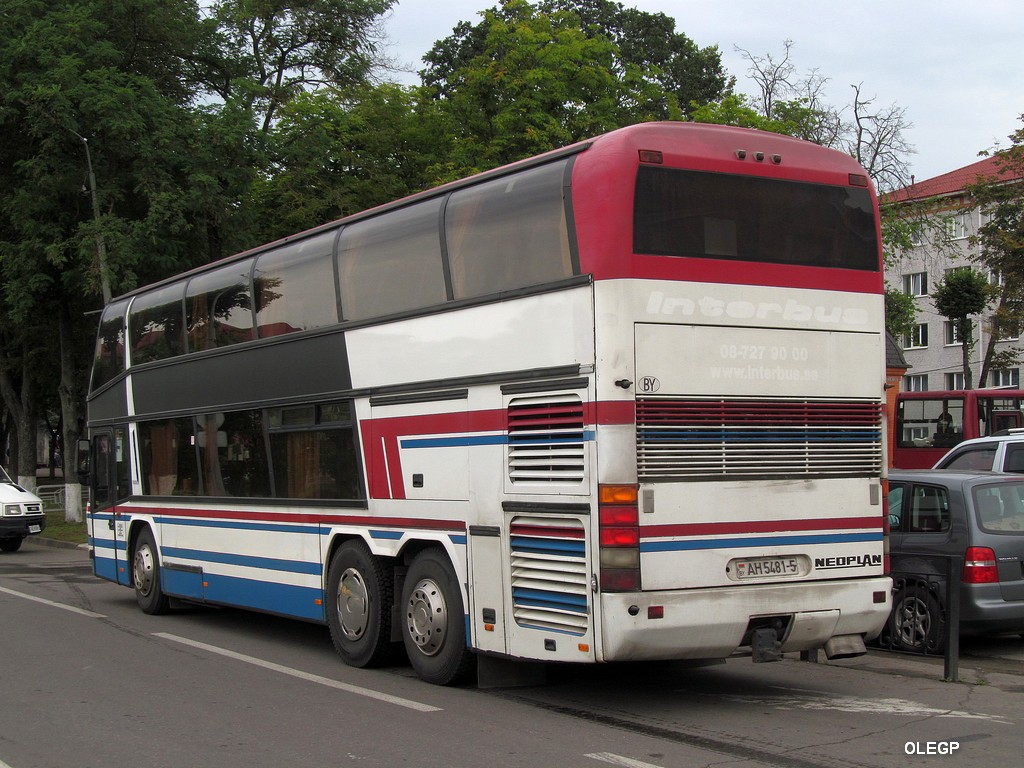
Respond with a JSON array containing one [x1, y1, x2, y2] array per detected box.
[[326, 540, 397, 668], [889, 585, 944, 653], [0, 537, 24, 553], [133, 527, 170, 615], [400, 549, 475, 685]]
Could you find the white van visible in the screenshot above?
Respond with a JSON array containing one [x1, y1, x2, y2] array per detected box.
[[0, 465, 45, 552]]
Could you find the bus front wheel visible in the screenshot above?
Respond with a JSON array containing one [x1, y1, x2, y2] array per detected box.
[[401, 549, 475, 685], [326, 540, 395, 668], [133, 527, 170, 615]]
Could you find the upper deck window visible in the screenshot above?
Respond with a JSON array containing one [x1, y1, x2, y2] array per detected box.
[[129, 284, 186, 365], [338, 199, 448, 321], [445, 159, 574, 299], [254, 231, 338, 337], [186, 259, 255, 351], [633, 166, 879, 271], [91, 299, 129, 390]]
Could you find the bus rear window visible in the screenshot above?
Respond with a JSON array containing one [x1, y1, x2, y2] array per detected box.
[[633, 166, 879, 271]]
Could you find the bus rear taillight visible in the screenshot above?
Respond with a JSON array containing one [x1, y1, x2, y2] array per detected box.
[[963, 547, 999, 584], [599, 485, 640, 592]]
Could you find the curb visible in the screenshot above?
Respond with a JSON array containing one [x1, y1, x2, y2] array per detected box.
[[31, 536, 89, 550]]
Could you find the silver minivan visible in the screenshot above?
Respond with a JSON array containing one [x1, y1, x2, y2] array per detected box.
[[884, 470, 1024, 652], [0, 465, 46, 552]]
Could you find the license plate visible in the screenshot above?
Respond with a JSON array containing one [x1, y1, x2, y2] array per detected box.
[[735, 556, 799, 579], [28, 524, 41, 533]]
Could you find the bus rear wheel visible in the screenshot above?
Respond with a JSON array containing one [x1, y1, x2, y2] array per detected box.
[[133, 527, 170, 615], [326, 540, 396, 668], [401, 549, 474, 685]]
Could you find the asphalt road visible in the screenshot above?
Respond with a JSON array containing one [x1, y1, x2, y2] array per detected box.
[[3, 538, 1023, 768]]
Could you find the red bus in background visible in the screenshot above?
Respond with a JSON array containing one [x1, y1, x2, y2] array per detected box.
[[893, 389, 1024, 468]]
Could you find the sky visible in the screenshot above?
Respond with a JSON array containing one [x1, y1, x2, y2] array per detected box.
[[380, 0, 1023, 184]]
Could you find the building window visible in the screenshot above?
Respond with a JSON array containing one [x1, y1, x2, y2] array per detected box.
[[991, 369, 1020, 388], [903, 374, 928, 392], [944, 321, 964, 346], [903, 272, 928, 297], [903, 324, 928, 349], [946, 211, 969, 240], [945, 372, 966, 390]]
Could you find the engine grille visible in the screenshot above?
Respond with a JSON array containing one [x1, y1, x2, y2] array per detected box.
[[637, 397, 883, 481], [509, 517, 589, 635], [507, 395, 586, 484]]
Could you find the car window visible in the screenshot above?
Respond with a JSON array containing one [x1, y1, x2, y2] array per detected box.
[[887, 483, 905, 531], [939, 445, 996, 471], [1004, 444, 1024, 474], [906, 485, 950, 533], [974, 483, 1024, 533]]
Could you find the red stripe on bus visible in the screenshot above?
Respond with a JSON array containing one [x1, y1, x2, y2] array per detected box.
[[126, 505, 465, 531], [641, 516, 882, 539]]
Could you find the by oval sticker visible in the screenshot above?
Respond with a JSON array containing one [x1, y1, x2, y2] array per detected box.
[[638, 376, 661, 393]]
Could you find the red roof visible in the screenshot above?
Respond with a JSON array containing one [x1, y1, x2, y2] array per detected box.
[[885, 154, 1020, 203]]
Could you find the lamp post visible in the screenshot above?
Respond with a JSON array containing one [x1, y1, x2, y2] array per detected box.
[[71, 130, 112, 304]]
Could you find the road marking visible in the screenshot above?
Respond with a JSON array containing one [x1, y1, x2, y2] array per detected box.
[[0, 585, 106, 618], [721, 687, 1012, 724], [154, 632, 442, 712], [586, 753, 665, 768]]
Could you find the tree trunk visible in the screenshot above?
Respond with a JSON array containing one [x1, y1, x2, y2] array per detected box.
[[960, 318, 974, 390], [59, 308, 84, 522], [0, 340, 37, 489]]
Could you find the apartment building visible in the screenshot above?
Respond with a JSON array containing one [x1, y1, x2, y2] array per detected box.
[[884, 155, 1022, 392]]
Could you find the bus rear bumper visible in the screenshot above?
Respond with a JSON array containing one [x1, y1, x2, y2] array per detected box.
[[597, 577, 892, 663]]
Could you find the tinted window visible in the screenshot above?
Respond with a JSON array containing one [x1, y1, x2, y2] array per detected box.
[[255, 231, 338, 337], [634, 166, 879, 271], [196, 410, 271, 498], [186, 260, 255, 351], [445, 160, 574, 299], [905, 485, 950, 533], [338, 199, 448, 320], [974, 482, 1024, 533], [91, 300, 128, 391], [139, 418, 199, 496], [1005, 444, 1024, 473], [941, 446, 997, 471], [267, 401, 361, 500], [129, 284, 186, 365], [888, 483, 905, 530]]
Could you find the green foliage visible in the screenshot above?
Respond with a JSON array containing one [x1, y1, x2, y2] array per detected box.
[[884, 286, 917, 340], [931, 268, 993, 390]]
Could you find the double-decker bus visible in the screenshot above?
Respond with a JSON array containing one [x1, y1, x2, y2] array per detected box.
[[87, 122, 891, 685], [893, 388, 1024, 468]]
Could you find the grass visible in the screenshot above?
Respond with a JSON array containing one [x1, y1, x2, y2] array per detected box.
[[42, 509, 89, 545]]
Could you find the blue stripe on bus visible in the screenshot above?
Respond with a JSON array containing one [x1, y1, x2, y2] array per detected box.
[[198, 572, 325, 622], [641, 532, 882, 552], [510, 536, 586, 556], [512, 588, 588, 612], [162, 546, 323, 575]]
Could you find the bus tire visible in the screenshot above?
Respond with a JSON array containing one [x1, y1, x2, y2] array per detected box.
[[401, 548, 475, 685], [889, 584, 944, 653], [326, 540, 395, 668], [133, 527, 170, 615]]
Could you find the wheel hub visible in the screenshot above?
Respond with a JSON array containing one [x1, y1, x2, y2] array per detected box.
[[405, 578, 446, 656], [337, 567, 370, 640], [134, 545, 155, 597]]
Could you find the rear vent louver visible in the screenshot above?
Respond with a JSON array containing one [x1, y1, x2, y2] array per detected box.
[[510, 517, 589, 635], [507, 394, 586, 484], [637, 397, 883, 481]]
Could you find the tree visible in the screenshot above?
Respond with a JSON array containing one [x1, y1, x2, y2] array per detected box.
[[208, 0, 396, 133], [964, 116, 1024, 387], [884, 286, 917, 341], [931, 268, 993, 390]]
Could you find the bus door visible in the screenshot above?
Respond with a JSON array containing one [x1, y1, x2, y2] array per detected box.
[[90, 427, 131, 586]]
